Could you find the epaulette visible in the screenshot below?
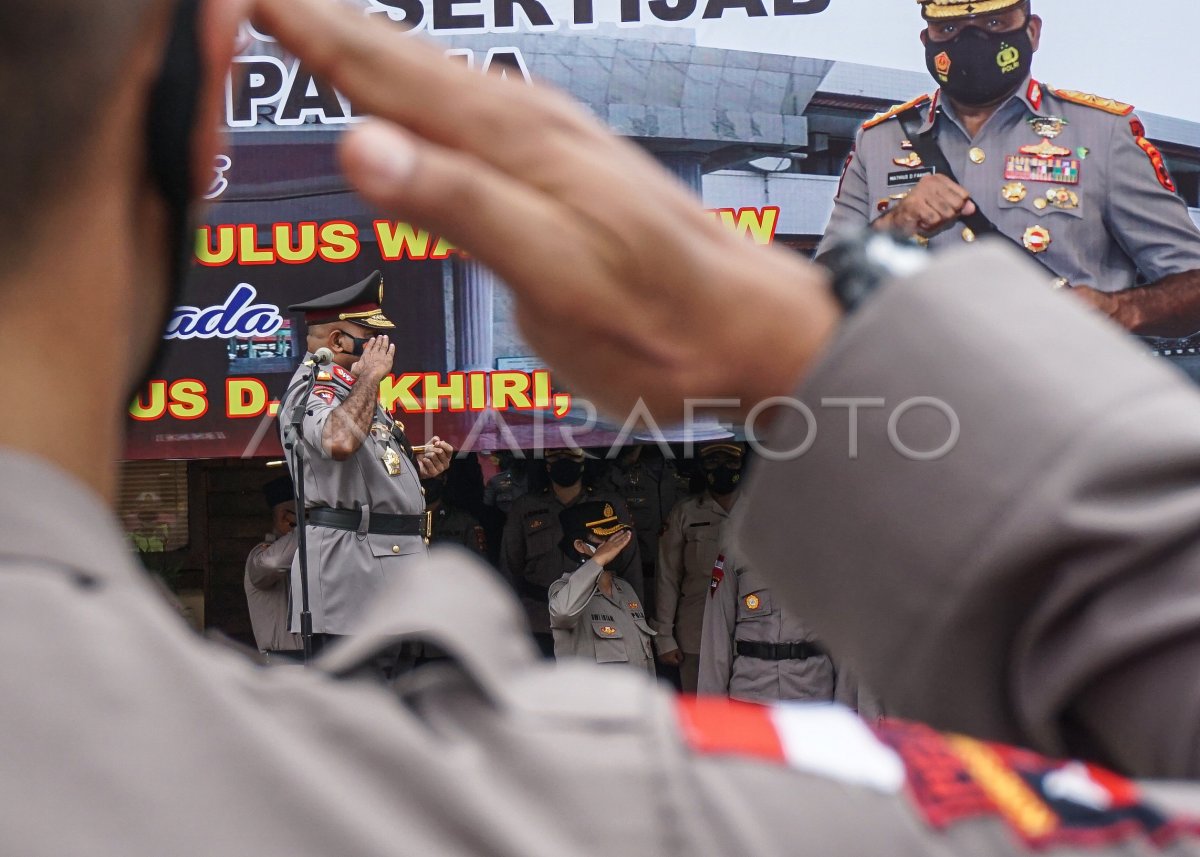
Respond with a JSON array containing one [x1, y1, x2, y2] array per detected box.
[[862, 94, 932, 131], [1051, 88, 1134, 116]]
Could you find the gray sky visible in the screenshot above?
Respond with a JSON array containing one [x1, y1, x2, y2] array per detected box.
[[692, 0, 1197, 120]]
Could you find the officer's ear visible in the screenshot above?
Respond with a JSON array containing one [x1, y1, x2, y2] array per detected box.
[[919, 27, 929, 46], [573, 538, 592, 556], [1027, 14, 1042, 51]]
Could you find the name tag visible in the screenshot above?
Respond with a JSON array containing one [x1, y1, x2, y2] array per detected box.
[[888, 167, 936, 187]]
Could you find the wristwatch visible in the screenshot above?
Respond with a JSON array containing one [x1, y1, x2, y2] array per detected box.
[[821, 230, 931, 314]]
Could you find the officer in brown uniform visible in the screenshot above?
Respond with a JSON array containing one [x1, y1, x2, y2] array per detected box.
[[653, 442, 743, 691], [500, 448, 640, 656], [243, 474, 301, 656], [12, 0, 1200, 851], [547, 502, 655, 675], [821, 0, 1200, 331], [281, 272, 452, 643]]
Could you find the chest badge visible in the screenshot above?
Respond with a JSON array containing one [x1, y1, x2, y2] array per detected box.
[[381, 446, 403, 476], [627, 601, 640, 611], [1001, 182, 1027, 203], [1045, 187, 1079, 210], [893, 151, 923, 169], [744, 594, 761, 611], [968, 147, 986, 165], [1020, 139, 1073, 159], [1005, 155, 1080, 185], [529, 519, 545, 531], [1027, 116, 1068, 139], [599, 625, 618, 637], [1023, 226, 1052, 254]]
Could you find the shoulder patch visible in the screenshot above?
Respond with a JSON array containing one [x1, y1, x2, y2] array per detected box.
[[1130, 117, 1177, 192], [873, 719, 1200, 849], [311, 386, 337, 405], [862, 94, 932, 131], [331, 365, 357, 386], [1052, 88, 1134, 116]]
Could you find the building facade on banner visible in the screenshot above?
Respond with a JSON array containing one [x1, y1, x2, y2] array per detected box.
[[118, 23, 1200, 643]]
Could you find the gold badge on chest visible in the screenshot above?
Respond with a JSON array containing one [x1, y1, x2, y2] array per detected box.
[[371, 421, 404, 476]]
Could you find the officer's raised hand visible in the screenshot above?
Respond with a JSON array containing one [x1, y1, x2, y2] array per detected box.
[[350, 335, 395, 386], [251, 0, 840, 422], [592, 529, 633, 568], [875, 174, 977, 238]]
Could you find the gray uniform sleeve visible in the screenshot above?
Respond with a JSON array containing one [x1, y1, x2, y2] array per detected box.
[[246, 530, 298, 590], [737, 239, 1200, 779], [301, 384, 342, 460], [547, 560, 604, 630], [697, 559, 736, 695], [1104, 113, 1200, 283], [816, 133, 873, 260]]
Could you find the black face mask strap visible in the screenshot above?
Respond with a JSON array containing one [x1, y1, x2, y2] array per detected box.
[[133, 0, 203, 395]]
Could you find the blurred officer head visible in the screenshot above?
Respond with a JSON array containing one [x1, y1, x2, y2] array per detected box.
[[289, 270, 396, 370], [262, 475, 296, 536], [698, 442, 745, 497], [917, 0, 1042, 107], [558, 501, 629, 562], [2, 0, 242, 498], [544, 447, 586, 488]]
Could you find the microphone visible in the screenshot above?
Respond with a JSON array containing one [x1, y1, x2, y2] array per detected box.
[[303, 347, 334, 367]]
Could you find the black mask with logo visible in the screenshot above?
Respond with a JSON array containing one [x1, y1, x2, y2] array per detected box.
[[547, 459, 584, 487], [707, 466, 741, 496], [924, 21, 1033, 107]]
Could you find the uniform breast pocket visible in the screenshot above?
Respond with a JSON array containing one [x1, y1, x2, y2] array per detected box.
[[591, 622, 629, 664], [736, 588, 774, 625], [682, 529, 718, 593]]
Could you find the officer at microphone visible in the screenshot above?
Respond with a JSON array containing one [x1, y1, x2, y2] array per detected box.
[[281, 271, 453, 653]]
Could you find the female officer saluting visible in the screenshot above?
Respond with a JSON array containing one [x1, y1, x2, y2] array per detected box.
[[548, 502, 656, 676]]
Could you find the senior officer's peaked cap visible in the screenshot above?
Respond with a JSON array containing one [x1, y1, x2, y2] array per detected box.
[[288, 270, 395, 329], [559, 500, 630, 552], [698, 441, 745, 459], [917, 0, 1024, 20]]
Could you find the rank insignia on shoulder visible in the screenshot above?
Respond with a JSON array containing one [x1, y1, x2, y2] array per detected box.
[[873, 719, 1200, 849], [316, 371, 332, 381], [862, 94, 932, 131], [1052, 88, 1134, 116], [627, 601, 640, 611], [332, 365, 356, 386], [1130, 117, 1177, 192]]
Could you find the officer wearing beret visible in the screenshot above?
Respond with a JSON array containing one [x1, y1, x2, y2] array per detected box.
[[547, 502, 655, 675], [652, 441, 744, 692], [243, 474, 301, 656], [821, 0, 1200, 333], [281, 271, 453, 644]]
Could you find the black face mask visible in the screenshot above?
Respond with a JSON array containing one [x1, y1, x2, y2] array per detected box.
[[421, 478, 446, 504], [924, 22, 1033, 107], [547, 459, 584, 487], [707, 466, 741, 496], [336, 331, 370, 357]]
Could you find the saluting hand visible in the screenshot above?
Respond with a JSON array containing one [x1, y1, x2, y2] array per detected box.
[[592, 529, 633, 568], [877, 174, 977, 238], [350, 335, 395, 386], [417, 437, 454, 478]]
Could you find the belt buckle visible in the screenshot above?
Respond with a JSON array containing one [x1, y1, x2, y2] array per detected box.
[[422, 510, 432, 545]]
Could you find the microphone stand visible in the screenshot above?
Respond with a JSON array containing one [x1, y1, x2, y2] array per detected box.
[[282, 356, 324, 664]]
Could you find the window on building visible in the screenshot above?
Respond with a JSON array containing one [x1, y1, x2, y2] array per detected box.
[[117, 460, 190, 555]]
